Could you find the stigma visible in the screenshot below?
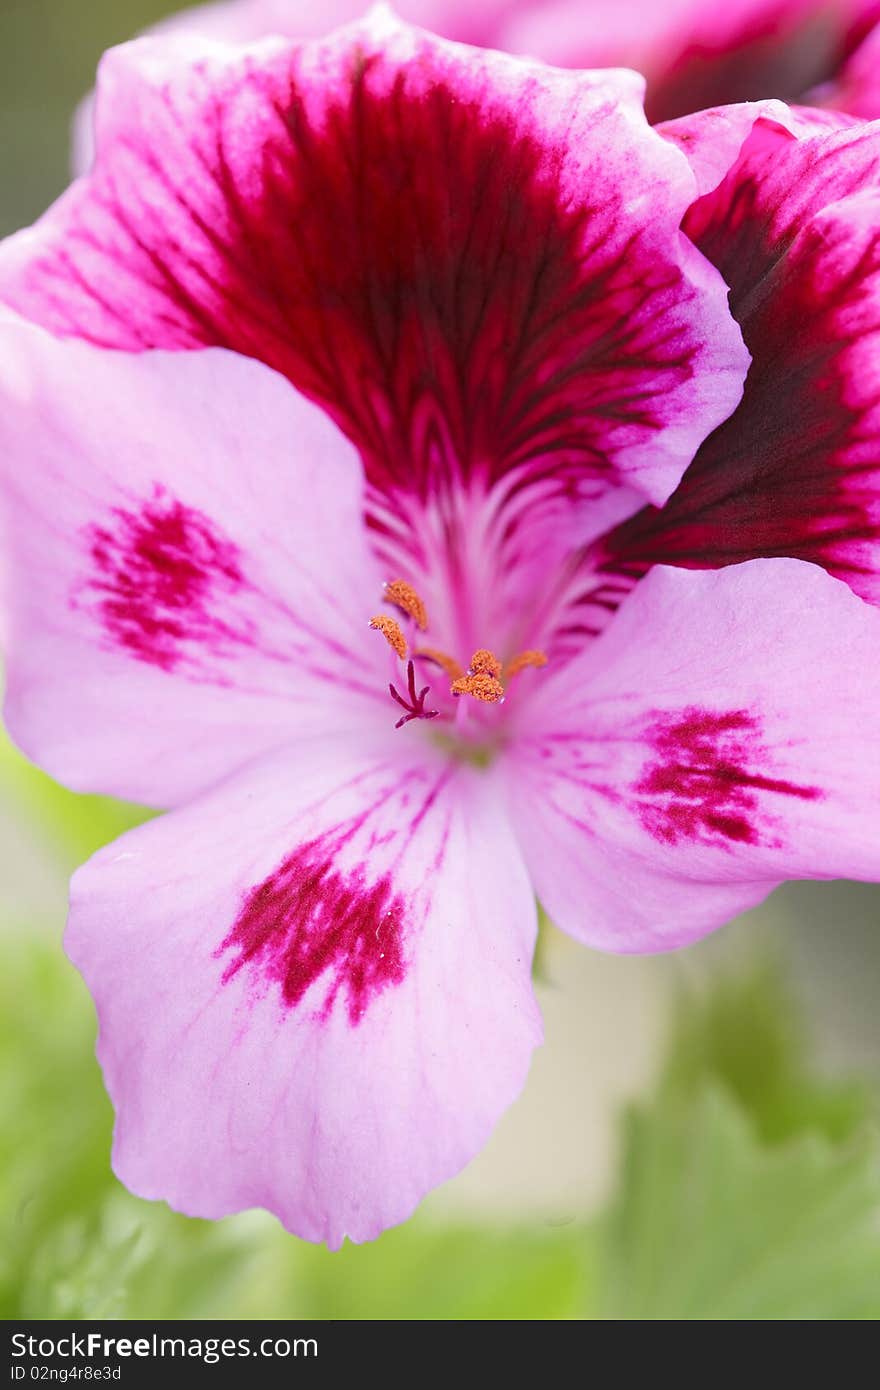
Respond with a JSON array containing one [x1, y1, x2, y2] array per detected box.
[[368, 578, 547, 728]]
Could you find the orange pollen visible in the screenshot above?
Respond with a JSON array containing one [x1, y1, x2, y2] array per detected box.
[[504, 649, 548, 680], [451, 672, 506, 704], [414, 647, 465, 680], [383, 579, 428, 631], [369, 615, 408, 659], [468, 648, 502, 678]]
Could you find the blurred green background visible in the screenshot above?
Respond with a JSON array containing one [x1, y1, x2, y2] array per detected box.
[[1, 0, 880, 1320]]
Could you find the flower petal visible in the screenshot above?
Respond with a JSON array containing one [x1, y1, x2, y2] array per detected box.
[[638, 0, 879, 124], [0, 318, 387, 806], [68, 0, 880, 178], [503, 0, 880, 123], [67, 736, 541, 1246], [658, 98, 857, 198], [1, 13, 746, 521], [600, 116, 880, 604], [70, 2, 537, 174], [811, 20, 880, 118], [506, 561, 880, 952]]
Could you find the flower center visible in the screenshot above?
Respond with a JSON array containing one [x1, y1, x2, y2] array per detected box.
[[369, 579, 547, 731]]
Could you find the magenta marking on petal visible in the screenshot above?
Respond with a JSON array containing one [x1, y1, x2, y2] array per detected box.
[[15, 50, 707, 531], [247, 64, 662, 508], [600, 132, 880, 597], [79, 485, 247, 671], [218, 837, 408, 1027], [636, 707, 822, 848]]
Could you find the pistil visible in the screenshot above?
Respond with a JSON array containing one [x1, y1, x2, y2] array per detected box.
[[389, 660, 439, 730], [368, 577, 548, 726]]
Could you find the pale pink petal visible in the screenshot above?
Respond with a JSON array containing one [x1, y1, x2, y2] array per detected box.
[[70, 0, 880, 180], [658, 98, 856, 197], [2, 13, 747, 525], [98, 0, 514, 49], [67, 736, 541, 1246], [0, 318, 389, 806], [72, 0, 306, 175], [72, 0, 499, 175], [602, 117, 880, 605], [506, 561, 880, 952], [161, 0, 878, 127]]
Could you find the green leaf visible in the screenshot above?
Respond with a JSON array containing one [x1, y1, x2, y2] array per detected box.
[[253, 1220, 592, 1321], [0, 728, 151, 869], [601, 1086, 880, 1319], [662, 960, 872, 1146], [598, 961, 880, 1319]]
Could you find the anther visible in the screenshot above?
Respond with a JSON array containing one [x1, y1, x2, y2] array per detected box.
[[504, 649, 548, 679], [469, 648, 502, 678], [383, 579, 428, 631], [369, 614, 408, 658], [414, 647, 465, 680], [451, 672, 506, 704]]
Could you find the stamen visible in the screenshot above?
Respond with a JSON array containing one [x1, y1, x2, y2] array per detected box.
[[388, 660, 439, 729], [451, 672, 506, 704], [452, 647, 506, 701], [469, 648, 502, 678], [504, 649, 548, 679], [384, 579, 428, 631], [369, 614, 408, 659], [414, 647, 465, 680]]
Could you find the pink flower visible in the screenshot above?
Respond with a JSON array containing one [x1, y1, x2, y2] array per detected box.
[[69, 0, 880, 179], [601, 102, 880, 604], [3, 17, 880, 1243]]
